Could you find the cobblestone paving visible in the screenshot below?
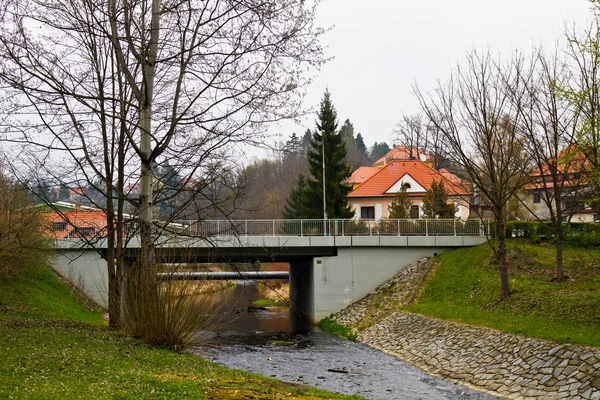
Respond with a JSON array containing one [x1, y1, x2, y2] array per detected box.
[[331, 258, 600, 400]]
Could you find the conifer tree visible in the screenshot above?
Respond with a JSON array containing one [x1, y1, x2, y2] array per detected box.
[[303, 90, 353, 218], [355, 133, 369, 164], [282, 175, 308, 219], [422, 180, 456, 218], [388, 185, 412, 219]]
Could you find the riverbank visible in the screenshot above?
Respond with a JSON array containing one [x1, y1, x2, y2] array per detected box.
[[329, 244, 600, 399], [0, 264, 359, 399]]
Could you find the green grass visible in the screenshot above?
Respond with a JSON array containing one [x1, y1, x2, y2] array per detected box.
[[408, 240, 600, 347], [319, 318, 357, 341], [252, 298, 288, 307], [0, 265, 362, 400]]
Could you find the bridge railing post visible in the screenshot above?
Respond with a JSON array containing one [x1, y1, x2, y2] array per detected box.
[[454, 218, 457, 236], [273, 220, 275, 236], [300, 219, 303, 236], [397, 219, 400, 236], [425, 219, 429, 236], [245, 221, 248, 236]]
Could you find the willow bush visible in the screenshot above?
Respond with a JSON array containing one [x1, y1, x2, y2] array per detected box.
[[0, 174, 52, 278]]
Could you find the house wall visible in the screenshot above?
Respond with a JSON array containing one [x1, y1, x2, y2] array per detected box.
[[350, 197, 470, 220], [570, 213, 597, 223], [45, 210, 108, 239], [520, 191, 552, 220]]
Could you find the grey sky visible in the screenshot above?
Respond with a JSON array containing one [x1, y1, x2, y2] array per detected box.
[[261, 0, 592, 157]]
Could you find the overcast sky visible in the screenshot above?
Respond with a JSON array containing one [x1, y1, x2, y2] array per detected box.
[[255, 0, 593, 160]]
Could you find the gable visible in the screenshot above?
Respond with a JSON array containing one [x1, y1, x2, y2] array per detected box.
[[385, 173, 426, 194]]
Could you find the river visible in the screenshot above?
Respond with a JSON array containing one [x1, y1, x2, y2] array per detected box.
[[189, 281, 500, 400]]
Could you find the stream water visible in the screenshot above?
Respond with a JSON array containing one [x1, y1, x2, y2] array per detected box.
[[189, 281, 500, 400]]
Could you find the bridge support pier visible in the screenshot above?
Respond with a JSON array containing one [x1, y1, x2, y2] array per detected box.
[[289, 258, 314, 333]]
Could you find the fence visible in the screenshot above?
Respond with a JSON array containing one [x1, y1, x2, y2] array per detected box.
[[174, 219, 490, 237]]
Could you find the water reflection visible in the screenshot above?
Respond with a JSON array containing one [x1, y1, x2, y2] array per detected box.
[[194, 280, 292, 345]]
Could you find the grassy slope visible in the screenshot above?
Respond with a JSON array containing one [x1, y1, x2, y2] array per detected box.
[[0, 266, 361, 400], [408, 240, 600, 347]]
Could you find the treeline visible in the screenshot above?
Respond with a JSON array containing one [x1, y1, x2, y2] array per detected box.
[[236, 91, 392, 220]]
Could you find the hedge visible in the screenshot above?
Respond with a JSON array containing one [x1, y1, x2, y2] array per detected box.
[[504, 220, 600, 247]]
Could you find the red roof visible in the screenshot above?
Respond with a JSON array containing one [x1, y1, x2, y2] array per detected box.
[[439, 168, 468, 188], [373, 146, 432, 166], [346, 166, 379, 185], [526, 145, 590, 190], [348, 160, 470, 198]]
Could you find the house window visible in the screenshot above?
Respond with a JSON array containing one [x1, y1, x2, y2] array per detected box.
[[410, 205, 419, 219], [361, 206, 375, 219], [52, 222, 67, 231], [564, 197, 581, 212], [403, 183, 411, 189], [533, 191, 541, 204], [69, 227, 96, 238]]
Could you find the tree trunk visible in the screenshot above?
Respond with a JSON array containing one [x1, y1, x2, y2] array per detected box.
[[554, 197, 565, 281], [133, 103, 158, 325], [555, 228, 565, 281], [496, 216, 511, 299]]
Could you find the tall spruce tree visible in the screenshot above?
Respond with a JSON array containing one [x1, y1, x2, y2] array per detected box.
[[304, 90, 354, 218]]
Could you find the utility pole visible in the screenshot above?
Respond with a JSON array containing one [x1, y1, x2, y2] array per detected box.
[[322, 132, 327, 236]]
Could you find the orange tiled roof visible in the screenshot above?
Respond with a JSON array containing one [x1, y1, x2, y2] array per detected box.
[[525, 145, 590, 190], [373, 146, 432, 166], [439, 168, 469, 188], [348, 160, 470, 198], [345, 166, 380, 185]]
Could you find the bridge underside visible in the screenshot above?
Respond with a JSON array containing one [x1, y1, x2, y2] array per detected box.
[[110, 246, 337, 264], [54, 246, 455, 327]]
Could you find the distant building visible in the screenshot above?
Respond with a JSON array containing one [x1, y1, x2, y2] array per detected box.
[[521, 146, 597, 222], [347, 160, 471, 220], [346, 146, 470, 220], [42, 202, 108, 239], [372, 146, 432, 167]]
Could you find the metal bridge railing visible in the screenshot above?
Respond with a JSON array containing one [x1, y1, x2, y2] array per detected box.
[[173, 219, 490, 237]]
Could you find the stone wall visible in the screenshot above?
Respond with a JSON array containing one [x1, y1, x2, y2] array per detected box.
[[331, 258, 600, 400]]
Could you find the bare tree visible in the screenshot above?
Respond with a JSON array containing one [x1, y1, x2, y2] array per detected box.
[[510, 48, 579, 281], [0, 0, 325, 335], [416, 50, 531, 298], [564, 5, 600, 206], [393, 114, 427, 160]]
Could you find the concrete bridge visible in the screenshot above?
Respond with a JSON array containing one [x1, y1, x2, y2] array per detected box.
[[51, 218, 489, 330]]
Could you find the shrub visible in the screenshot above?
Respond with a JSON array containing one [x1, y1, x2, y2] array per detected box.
[[319, 317, 357, 340], [0, 174, 52, 277], [505, 220, 600, 247]]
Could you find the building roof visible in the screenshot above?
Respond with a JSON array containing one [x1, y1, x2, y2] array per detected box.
[[345, 166, 380, 185], [348, 160, 470, 198], [373, 146, 432, 166], [439, 168, 469, 188], [526, 145, 590, 190], [36, 201, 102, 212]]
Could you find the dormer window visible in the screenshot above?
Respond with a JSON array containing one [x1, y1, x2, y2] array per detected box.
[[403, 183, 411, 189]]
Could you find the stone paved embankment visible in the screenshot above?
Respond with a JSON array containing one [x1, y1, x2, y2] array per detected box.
[[331, 258, 600, 400]]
